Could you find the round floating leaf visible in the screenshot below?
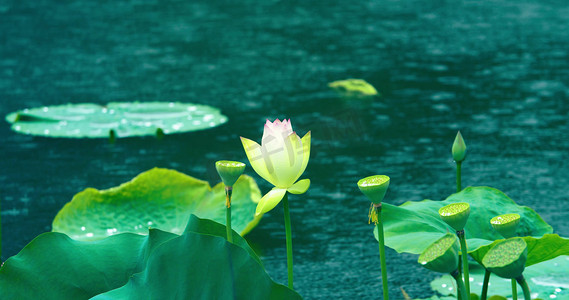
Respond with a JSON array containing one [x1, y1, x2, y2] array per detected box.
[[5, 102, 228, 138], [52, 168, 262, 240], [92, 227, 301, 300], [430, 256, 569, 299], [0, 215, 294, 299], [374, 187, 552, 256]]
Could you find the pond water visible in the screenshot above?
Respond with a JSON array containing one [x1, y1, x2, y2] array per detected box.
[[1, 0, 568, 298]]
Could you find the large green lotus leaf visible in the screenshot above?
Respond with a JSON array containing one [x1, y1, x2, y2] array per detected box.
[[4, 102, 228, 138], [92, 228, 301, 300], [375, 187, 552, 255], [52, 168, 262, 240], [0, 215, 281, 299], [429, 256, 569, 299], [0, 229, 178, 299]]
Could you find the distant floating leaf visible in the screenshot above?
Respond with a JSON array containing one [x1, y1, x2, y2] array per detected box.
[[328, 79, 379, 98], [4, 102, 228, 138], [52, 168, 262, 240]]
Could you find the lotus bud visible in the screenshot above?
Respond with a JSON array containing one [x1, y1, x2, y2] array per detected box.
[[490, 213, 520, 238], [482, 237, 527, 279], [215, 160, 246, 188], [439, 202, 470, 232], [418, 233, 460, 274], [452, 131, 467, 162]]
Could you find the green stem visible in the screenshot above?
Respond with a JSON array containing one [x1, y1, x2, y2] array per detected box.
[[457, 230, 470, 299], [451, 270, 468, 300], [516, 275, 531, 300], [283, 192, 294, 289], [375, 205, 389, 300], [511, 279, 518, 300], [480, 269, 491, 300], [225, 187, 233, 243], [456, 161, 462, 193]]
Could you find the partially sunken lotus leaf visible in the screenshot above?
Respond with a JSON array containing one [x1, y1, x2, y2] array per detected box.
[[328, 78, 379, 97], [482, 237, 527, 279], [452, 131, 467, 162], [439, 202, 471, 231], [491, 213, 521, 238], [357, 175, 390, 204], [418, 233, 460, 274], [215, 160, 246, 187]]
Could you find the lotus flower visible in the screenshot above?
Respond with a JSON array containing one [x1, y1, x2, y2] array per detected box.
[[241, 119, 311, 215]]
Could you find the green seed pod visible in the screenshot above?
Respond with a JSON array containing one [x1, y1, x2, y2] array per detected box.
[[482, 237, 527, 279], [490, 213, 521, 238], [452, 131, 467, 162], [418, 233, 460, 274], [215, 160, 246, 187], [357, 175, 390, 204], [439, 202, 471, 231]]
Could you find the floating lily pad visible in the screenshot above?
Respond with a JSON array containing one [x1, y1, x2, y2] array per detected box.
[[429, 256, 569, 299], [4, 102, 228, 138], [374, 187, 552, 256], [328, 78, 379, 98], [0, 215, 299, 299], [52, 168, 262, 240]]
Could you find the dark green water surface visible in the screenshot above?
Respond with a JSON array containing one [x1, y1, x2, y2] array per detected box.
[[1, 0, 568, 298]]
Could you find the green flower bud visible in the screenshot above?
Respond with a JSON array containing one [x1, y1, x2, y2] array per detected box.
[[452, 131, 467, 162], [482, 237, 527, 279], [439, 202, 471, 231], [418, 233, 460, 274], [490, 213, 521, 238], [215, 160, 246, 187], [357, 175, 390, 204]]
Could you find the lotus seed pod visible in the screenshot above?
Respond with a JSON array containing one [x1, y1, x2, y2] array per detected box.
[[439, 202, 471, 231], [452, 131, 467, 162], [482, 237, 527, 279], [215, 160, 246, 187], [357, 175, 390, 204], [418, 233, 460, 274], [490, 213, 521, 238]]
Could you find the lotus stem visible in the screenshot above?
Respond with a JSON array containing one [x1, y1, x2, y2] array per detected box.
[[283, 192, 294, 289], [511, 279, 518, 300], [375, 204, 389, 300], [480, 269, 491, 300], [457, 230, 470, 299], [225, 187, 233, 243], [516, 275, 531, 300], [451, 269, 468, 300], [456, 161, 462, 193]]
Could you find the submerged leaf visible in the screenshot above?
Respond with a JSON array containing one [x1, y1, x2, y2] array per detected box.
[[52, 168, 262, 240], [375, 187, 552, 255], [5, 102, 228, 138]]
